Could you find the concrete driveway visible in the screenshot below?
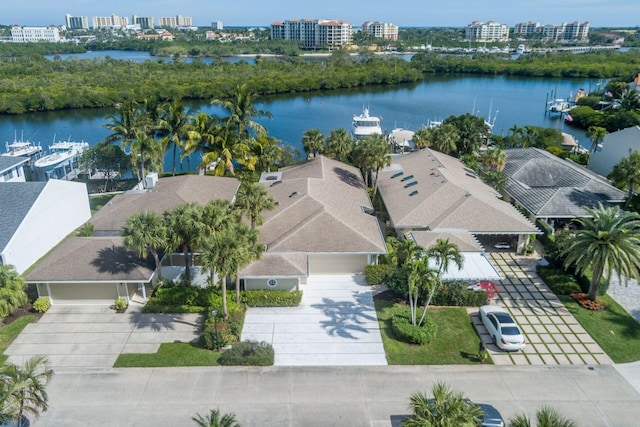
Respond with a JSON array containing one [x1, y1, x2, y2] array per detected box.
[[241, 275, 387, 366], [5, 304, 202, 370]]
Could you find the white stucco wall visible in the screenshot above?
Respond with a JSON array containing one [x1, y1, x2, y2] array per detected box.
[[588, 126, 640, 177], [3, 180, 91, 274], [244, 278, 299, 291], [0, 165, 27, 183]]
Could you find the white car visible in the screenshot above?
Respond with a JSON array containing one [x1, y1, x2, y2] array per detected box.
[[479, 305, 525, 351], [494, 242, 511, 249]]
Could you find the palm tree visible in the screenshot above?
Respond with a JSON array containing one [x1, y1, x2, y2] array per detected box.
[[200, 127, 256, 176], [407, 256, 440, 327], [164, 204, 205, 280], [201, 229, 236, 319], [301, 128, 325, 158], [235, 182, 276, 229], [252, 132, 283, 173], [158, 100, 192, 175], [128, 129, 163, 184], [352, 134, 390, 196], [423, 238, 464, 320], [403, 381, 483, 427], [432, 123, 460, 155], [509, 406, 577, 427], [192, 408, 241, 427], [183, 112, 219, 172], [587, 126, 607, 156], [608, 151, 640, 207], [0, 356, 54, 425], [482, 171, 508, 193], [102, 100, 147, 147], [562, 204, 640, 301], [0, 265, 28, 320], [480, 147, 507, 173], [228, 223, 265, 304], [211, 83, 271, 142], [325, 128, 354, 161], [121, 211, 169, 281]]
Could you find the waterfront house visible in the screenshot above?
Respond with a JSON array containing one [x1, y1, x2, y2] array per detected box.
[[0, 156, 29, 183]]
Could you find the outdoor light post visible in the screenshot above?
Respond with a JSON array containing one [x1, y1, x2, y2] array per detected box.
[[211, 309, 219, 351]]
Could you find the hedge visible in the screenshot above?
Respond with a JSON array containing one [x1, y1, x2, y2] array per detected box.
[[537, 266, 581, 295], [391, 312, 437, 345], [202, 307, 246, 349], [241, 290, 302, 307], [218, 341, 274, 366], [432, 282, 488, 307], [365, 264, 394, 285]]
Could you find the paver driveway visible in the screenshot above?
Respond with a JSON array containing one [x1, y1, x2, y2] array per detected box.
[[241, 275, 387, 366], [5, 304, 202, 370], [473, 253, 611, 366]]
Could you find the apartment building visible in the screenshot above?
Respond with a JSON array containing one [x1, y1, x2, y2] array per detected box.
[[513, 21, 590, 41], [271, 19, 352, 50], [132, 15, 155, 30], [91, 14, 129, 29], [157, 15, 193, 28], [465, 21, 509, 42], [65, 14, 89, 30], [11, 25, 61, 42], [362, 21, 398, 40]]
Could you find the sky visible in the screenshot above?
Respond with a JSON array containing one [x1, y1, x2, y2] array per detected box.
[[2, 0, 638, 28]]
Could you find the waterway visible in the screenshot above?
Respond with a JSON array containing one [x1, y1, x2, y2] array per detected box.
[[2, 54, 600, 171]]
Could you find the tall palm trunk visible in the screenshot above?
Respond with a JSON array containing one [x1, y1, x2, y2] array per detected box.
[[221, 273, 229, 320], [235, 273, 241, 304], [588, 263, 604, 301]]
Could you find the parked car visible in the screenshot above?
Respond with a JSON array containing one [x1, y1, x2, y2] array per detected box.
[[479, 305, 526, 351], [477, 403, 505, 427], [494, 242, 511, 249]]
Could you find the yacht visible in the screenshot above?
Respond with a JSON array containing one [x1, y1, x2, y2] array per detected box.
[[3, 139, 42, 161], [516, 44, 527, 55], [352, 108, 382, 140], [548, 99, 570, 113], [34, 140, 89, 180]]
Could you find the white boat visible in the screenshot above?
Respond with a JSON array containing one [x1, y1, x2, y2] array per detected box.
[[352, 108, 382, 140], [34, 140, 89, 178], [516, 44, 527, 55], [427, 119, 442, 128], [2, 139, 42, 160], [548, 99, 570, 113]]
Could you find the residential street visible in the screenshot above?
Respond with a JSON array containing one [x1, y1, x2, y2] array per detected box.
[[39, 364, 640, 426]]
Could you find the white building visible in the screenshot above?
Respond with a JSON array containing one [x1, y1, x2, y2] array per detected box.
[[0, 157, 29, 183], [0, 180, 90, 274], [271, 18, 353, 50], [212, 20, 224, 30], [132, 15, 155, 29], [11, 25, 61, 43], [588, 126, 640, 178], [362, 21, 399, 40], [465, 21, 509, 42], [514, 21, 589, 41], [158, 15, 193, 28], [65, 14, 89, 30], [92, 14, 129, 29]]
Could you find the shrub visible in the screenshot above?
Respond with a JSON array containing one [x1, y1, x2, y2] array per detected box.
[[391, 312, 437, 345], [537, 266, 581, 295], [431, 282, 487, 307], [151, 282, 210, 306], [32, 296, 51, 313], [114, 298, 127, 311], [218, 341, 274, 366], [202, 307, 246, 349], [75, 223, 94, 237], [365, 264, 394, 285], [241, 290, 302, 307]]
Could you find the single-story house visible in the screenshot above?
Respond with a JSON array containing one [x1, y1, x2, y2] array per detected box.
[[587, 126, 640, 178], [26, 237, 155, 305], [0, 180, 90, 274], [503, 147, 626, 228], [377, 149, 538, 255], [240, 156, 387, 290], [0, 156, 29, 183]]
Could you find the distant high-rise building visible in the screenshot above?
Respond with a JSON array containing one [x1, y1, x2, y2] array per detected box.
[[514, 21, 589, 41], [11, 25, 61, 42], [362, 21, 398, 40], [92, 14, 128, 29], [65, 14, 89, 30], [158, 15, 192, 28], [212, 20, 224, 30], [132, 15, 155, 29], [465, 21, 509, 42], [271, 18, 352, 50]]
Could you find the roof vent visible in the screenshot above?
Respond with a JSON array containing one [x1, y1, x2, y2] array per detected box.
[[289, 191, 298, 198], [409, 190, 419, 196], [401, 174, 414, 182], [404, 181, 418, 188], [391, 171, 404, 178]]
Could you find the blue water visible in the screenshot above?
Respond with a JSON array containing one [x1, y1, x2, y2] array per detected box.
[[0, 73, 596, 171]]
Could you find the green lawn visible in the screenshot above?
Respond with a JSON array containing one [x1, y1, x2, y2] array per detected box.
[[559, 295, 640, 363], [374, 298, 489, 365], [0, 314, 37, 364], [114, 342, 221, 367], [88, 193, 117, 215]]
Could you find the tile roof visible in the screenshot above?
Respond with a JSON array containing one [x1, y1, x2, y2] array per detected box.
[[503, 148, 626, 218], [257, 156, 386, 254], [25, 237, 155, 283], [0, 182, 47, 251], [90, 175, 240, 233], [378, 149, 537, 234]]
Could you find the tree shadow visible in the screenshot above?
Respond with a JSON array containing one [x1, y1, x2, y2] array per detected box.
[[128, 312, 204, 332], [311, 293, 378, 339], [91, 245, 154, 274], [333, 166, 364, 189]]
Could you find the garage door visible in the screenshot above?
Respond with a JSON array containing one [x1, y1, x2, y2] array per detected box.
[[308, 254, 368, 275], [49, 283, 118, 305]]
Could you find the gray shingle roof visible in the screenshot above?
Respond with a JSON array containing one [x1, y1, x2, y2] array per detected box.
[[504, 148, 626, 218], [0, 182, 47, 252], [90, 175, 240, 233], [0, 156, 29, 173], [239, 252, 307, 277], [26, 237, 155, 282], [378, 149, 537, 234]]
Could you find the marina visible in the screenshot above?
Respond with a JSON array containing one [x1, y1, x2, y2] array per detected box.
[[32, 139, 89, 180]]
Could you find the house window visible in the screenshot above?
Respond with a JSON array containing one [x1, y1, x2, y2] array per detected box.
[[267, 278, 277, 288]]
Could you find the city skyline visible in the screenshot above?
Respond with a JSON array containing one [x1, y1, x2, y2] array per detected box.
[[2, 0, 638, 28]]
